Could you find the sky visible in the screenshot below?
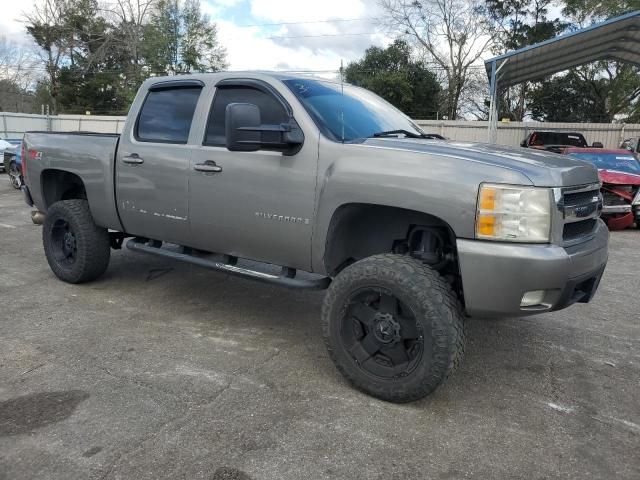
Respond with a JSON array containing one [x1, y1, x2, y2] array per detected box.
[[0, 0, 391, 74]]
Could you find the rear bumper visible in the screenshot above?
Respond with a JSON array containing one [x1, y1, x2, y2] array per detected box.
[[457, 219, 609, 318]]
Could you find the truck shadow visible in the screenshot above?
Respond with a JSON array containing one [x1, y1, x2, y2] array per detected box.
[[99, 249, 592, 407]]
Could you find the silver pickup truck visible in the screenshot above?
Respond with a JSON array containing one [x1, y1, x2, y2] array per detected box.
[[22, 72, 608, 402]]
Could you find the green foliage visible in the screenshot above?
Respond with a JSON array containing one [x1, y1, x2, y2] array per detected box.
[[24, 0, 227, 115], [143, 0, 227, 75], [344, 40, 441, 119], [528, 63, 640, 123], [486, 0, 569, 53], [484, 0, 640, 122], [562, 0, 640, 21], [485, 0, 569, 120], [180, 0, 227, 72], [143, 0, 181, 74]]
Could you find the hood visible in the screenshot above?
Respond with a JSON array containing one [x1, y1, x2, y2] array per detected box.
[[599, 169, 640, 186], [361, 138, 599, 187]]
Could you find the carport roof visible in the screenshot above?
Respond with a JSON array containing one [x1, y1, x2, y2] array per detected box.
[[485, 10, 640, 89]]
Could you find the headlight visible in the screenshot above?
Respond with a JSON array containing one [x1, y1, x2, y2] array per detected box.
[[476, 184, 552, 242]]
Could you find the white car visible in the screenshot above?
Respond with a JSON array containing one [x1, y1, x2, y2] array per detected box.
[[1, 139, 19, 172]]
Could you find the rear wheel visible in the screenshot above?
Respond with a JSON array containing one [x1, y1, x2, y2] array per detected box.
[[42, 200, 110, 283], [322, 254, 465, 403], [8, 160, 21, 189]]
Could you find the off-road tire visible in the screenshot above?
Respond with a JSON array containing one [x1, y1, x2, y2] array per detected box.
[[43, 200, 110, 283], [322, 253, 465, 403]]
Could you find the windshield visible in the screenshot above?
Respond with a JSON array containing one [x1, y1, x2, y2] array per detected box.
[[530, 132, 587, 147], [569, 152, 640, 174], [283, 78, 424, 142]]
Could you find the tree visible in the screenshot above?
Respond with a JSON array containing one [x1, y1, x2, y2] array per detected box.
[[562, 0, 639, 22], [528, 63, 640, 123], [344, 40, 441, 118], [143, 0, 227, 74], [103, 0, 155, 83], [486, 0, 569, 120], [379, 0, 493, 119], [540, 0, 640, 123], [24, 0, 228, 114], [24, 0, 70, 113], [142, 0, 180, 74], [180, 0, 227, 72]]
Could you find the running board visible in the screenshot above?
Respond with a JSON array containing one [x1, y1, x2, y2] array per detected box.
[[126, 238, 331, 290]]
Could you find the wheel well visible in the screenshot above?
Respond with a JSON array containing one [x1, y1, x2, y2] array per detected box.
[[41, 170, 87, 210], [324, 203, 459, 277]]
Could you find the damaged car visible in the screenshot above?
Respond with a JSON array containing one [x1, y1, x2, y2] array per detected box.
[[565, 148, 640, 230]]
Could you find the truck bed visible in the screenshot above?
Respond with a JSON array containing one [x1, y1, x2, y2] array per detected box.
[[23, 131, 123, 231]]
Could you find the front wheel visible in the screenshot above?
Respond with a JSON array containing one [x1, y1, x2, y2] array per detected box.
[[322, 254, 465, 403], [42, 200, 111, 283]]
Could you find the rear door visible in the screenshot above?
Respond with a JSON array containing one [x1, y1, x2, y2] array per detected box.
[[116, 80, 203, 245]]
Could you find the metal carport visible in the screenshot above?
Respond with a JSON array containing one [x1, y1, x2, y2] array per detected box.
[[485, 10, 640, 143]]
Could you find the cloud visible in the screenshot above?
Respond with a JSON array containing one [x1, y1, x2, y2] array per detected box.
[[250, 0, 368, 22], [217, 19, 346, 74], [217, 0, 390, 69], [2, 0, 391, 76], [0, 2, 32, 45]]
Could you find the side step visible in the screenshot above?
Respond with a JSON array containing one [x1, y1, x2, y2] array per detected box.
[[126, 238, 331, 290]]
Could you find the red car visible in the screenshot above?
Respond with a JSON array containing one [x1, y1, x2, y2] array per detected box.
[[565, 148, 640, 230]]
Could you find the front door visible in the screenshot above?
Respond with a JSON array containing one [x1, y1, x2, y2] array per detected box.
[[117, 82, 203, 245], [188, 80, 317, 270]]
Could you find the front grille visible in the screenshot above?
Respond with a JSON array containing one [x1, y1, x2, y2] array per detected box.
[[561, 185, 601, 243], [564, 189, 600, 206], [602, 190, 628, 206]]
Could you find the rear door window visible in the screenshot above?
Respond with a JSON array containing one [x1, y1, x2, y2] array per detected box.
[[136, 87, 202, 143]]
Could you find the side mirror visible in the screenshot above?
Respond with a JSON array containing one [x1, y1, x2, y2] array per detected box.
[[225, 102, 304, 155], [592, 142, 603, 148], [225, 103, 261, 152]]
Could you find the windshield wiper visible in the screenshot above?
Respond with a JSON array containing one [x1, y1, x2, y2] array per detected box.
[[370, 129, 427, 139]]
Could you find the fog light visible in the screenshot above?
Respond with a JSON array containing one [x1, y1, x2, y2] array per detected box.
[[521, 290, 546, 307]]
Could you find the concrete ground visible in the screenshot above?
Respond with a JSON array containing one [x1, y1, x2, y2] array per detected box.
[[0, 179, 638, 480]]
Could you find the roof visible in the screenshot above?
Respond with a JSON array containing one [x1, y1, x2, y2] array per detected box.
[[144, 71, 335, 85], [485, 11, 640, 89]]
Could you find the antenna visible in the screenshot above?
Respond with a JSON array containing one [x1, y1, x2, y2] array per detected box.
[[340, 59, 345, 143]]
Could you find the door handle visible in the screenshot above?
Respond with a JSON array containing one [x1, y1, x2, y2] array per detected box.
[[122, 153, 144, 164], [194, 161, 222, 173]]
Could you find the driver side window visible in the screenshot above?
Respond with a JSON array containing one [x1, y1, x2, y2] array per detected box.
[[204, 86, 288, 146]]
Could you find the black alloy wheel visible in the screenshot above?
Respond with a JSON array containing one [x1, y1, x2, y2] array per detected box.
[[50, 218, 78, 267], [322, 254, 465, 403], [341, 289, 423, 379]]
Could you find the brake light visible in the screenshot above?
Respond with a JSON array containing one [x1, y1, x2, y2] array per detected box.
[[20, 141, 26, 178]]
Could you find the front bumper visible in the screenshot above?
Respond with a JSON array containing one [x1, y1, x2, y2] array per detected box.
[[457, 219, 609, 318]]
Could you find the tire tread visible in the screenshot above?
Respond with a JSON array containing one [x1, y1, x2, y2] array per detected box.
[[42, 200, 110, 283]]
